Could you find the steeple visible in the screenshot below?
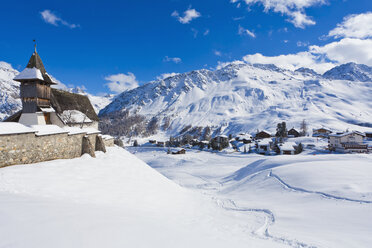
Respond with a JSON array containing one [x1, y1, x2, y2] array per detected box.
[[14, 43, 56, 85], [14, 44, 55, 116]]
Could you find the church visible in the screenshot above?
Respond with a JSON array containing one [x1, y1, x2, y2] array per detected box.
[[5, 46, 99, 129]]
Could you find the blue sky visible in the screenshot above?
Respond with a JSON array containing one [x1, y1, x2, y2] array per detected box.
[[0, 0, 371, 94]]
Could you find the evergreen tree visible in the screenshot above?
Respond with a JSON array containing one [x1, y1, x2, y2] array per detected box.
[[300, 119, 308, 136]]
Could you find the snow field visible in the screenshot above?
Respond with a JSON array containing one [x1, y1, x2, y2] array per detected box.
[[133, 147, 372, 248], [0, 147, 284, 248]]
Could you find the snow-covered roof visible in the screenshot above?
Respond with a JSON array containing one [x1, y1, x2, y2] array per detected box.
[[217, 135, 228, 138], [279, 142, 296, 151], [236, 133, 252, 140], [329, 131, 366, 138], [0, 122, 35, 135], [14, 67, 43, 81], [257, 138, 271, 146], [59, 110, 93, 124]]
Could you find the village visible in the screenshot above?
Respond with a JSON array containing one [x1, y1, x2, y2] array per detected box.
[[136, 124, 372, 156]]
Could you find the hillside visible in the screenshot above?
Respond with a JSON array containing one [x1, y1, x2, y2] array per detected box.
[[100, 62, 372, 137], [0, 62, 21, 120]]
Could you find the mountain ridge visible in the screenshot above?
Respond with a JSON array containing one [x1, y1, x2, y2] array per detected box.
[[99, 62, 372, 137]]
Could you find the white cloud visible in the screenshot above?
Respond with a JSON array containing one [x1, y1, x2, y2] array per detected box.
[[241, 37, 372, 74], [231, 0, 326, 28], [310, 38, 372, 66], [214, 50, 222, 56], [328, 12, 372, 39], [238, 25, 256, 38], [242, 51, 335, 74], [104, 73, 139, 93], [171, 8, 201, 24], [163, 56, 182, 64], [203, 29, 210, 36], [40, 10, 79, 29], [156, 72, 179, 80], [297, 41, 309, 47]]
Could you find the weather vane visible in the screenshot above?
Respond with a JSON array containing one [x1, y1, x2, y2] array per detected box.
[[33, 39, 36, 53]]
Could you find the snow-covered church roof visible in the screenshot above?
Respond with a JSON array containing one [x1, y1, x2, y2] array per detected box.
[[13, 49, 56, 84]]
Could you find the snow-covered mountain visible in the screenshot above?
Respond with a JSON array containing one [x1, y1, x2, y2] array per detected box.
[[0, 62, 113, 120], [323, 62, 372, 82], [0, 62, 21, 120], [69, 86, 115, 114], [100, 62, 372, 137]]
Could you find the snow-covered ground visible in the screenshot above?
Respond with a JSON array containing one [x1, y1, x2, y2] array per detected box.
[[1, 144, 372, 248], [131, 146, 372, 248], [0, 147, 285, 248]]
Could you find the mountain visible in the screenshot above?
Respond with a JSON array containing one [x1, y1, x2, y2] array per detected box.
[[0, 62, 113, 120], [69, 86, 115, 114], [99, 62, 372, 137], [0, 62, 21, 120], [323, 62, 372, 82]]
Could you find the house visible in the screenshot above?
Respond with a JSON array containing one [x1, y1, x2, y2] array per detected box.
[[256, 138, 272, 155], [171, 148, 186, 155], [278, 142, 296, 155], [288, 128, 300, 137], [235, 133, 253, 143], [255, 130, 272, 139], [313, 128, 332, 138], [157, 141, 165, 147], [5, 47, 98, 129], [329, 131, 367, 153], [210, 135, 229, 150]]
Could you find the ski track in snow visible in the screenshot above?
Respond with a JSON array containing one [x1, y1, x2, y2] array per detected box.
[[269, 170, 372, 204], [217, 198, 317, 248]]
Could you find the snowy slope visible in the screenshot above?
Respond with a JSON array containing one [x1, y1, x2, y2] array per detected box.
[[0, 62, 21, 120], [133, 146, 372, 248], [100, 62, 372, 136], [69, 86, 115, 114], [0, 147, 283, 248]]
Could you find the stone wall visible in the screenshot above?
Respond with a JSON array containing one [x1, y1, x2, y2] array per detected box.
[[0, 132, 102, 168], [103, 138, 115, 147]]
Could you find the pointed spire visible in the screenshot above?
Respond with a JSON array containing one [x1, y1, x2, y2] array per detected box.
[[14, 42, 56, 84]]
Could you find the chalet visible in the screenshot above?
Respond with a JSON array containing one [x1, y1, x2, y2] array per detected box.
[[5, 46, 98, 129], [171, 148, 186, 155], [313, 128, 332, 138], [157, 141, 165, 147], [235, 133, 252, 143], [256, 138, 272, 155], [278, 142, 296, 155], [255, 130, 272, 139], [329, 131, 367, 153], [288, 128, 300, 138]]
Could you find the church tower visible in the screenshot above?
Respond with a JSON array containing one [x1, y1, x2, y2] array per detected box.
[[14, 44, 57, 125]]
